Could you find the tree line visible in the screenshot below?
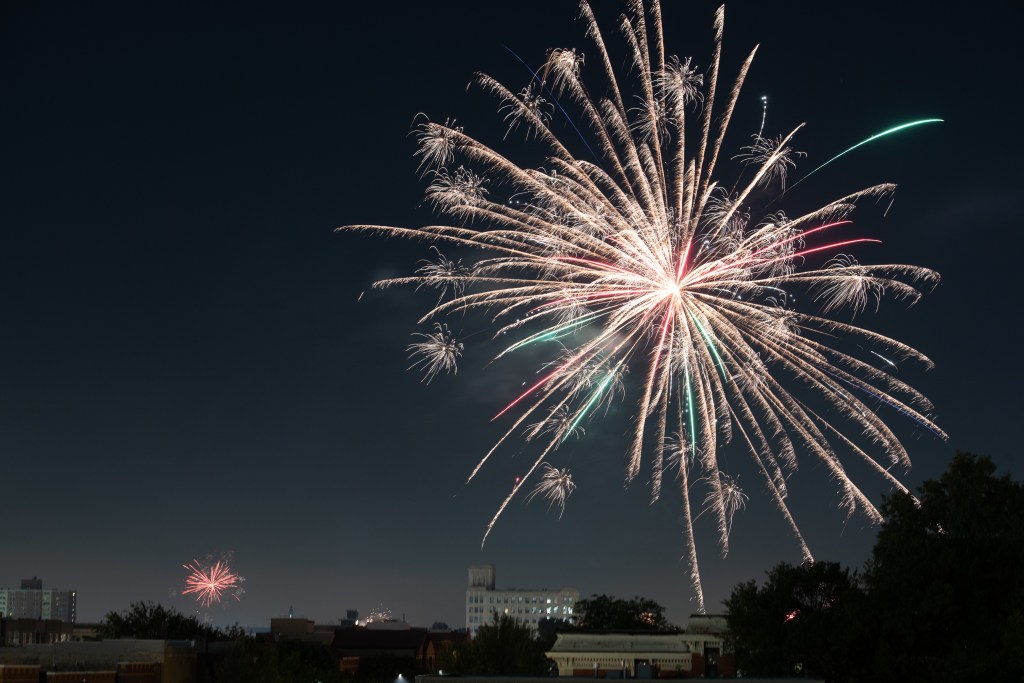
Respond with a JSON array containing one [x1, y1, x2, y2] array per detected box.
[[94, 451, 1020, 681], [93, 594, 673, 681], [725, 452, 1024, 682]]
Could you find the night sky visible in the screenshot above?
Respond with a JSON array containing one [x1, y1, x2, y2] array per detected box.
[[2, 1, 1020, 630]]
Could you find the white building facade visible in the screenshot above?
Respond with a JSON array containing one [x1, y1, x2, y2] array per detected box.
[[464, 564, 578, 635]]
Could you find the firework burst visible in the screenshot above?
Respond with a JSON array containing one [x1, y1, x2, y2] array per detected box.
[[361, 605, 394, 625], [526, 462, 577, 518], [182, 554, 244, 608], [341, 1, 944, 612], [406, 322, 463, 384]]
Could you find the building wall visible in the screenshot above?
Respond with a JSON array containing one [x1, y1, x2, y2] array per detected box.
[[116, 662, 161, 683], [465, 565, 578, 634], [0, 639, 181, 669], [45, 673, 116, 683], [1, 618, 74, 645], [269, 617, 315, 639], [162, 645, 198, 683], [0, 665, 40, 683], [0, 643, 194, 683], [546, 631, 734, 678]]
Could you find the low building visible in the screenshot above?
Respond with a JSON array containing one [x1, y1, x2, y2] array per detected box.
[[423, 630, 469, 673], [465, 565, 578, 635], [0, 665, 42, 683], [0, 617, 73, 645], [0, 664, 161, 683], [72, 623, 102, 641], [268, 616, 335, 645], [545, 615, 733, 678], [331, 627, 470, 675], [0, 639, 197, 683]]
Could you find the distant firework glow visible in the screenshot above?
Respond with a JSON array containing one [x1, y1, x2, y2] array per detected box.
[[341, 0, 944, 612]]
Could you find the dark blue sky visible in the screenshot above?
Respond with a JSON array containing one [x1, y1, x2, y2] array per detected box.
[[2, 0, 1020, 630]]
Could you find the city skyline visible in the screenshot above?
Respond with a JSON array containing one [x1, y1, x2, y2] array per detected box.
[[2, 0, 1020, 630]]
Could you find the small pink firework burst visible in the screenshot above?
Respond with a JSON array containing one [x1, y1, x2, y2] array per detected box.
[[182, 555, 244, 607]]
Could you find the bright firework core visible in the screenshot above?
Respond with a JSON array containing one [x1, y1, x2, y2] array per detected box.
[[341, 1, 944, 614]]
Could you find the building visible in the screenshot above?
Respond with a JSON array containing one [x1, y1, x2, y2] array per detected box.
[[0, 578, 76, 623], [0, 638, 198, 683], [0, 617, 73, 646], [332, 626, 470, 675], [267, 614, 336, 645], [465, 564, 578, 635], [544, 615, 734, 678]]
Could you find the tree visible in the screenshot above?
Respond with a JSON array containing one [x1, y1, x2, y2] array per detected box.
[[862, 452, 1024, 681], [96, 601, 232, 641], [724, 561, 863, 682], [455, 612, 550, 675], [722, 452, 1024, 683], [536, 617, 572, 650], [575, 594, 672, 630], [213, 638, 344, 683]]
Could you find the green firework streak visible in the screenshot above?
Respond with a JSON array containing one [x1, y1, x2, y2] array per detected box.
[[566, 370, 617, 438], [791, 118, 943, 190], [504, 312, 602, 355], [688, 310, 729, 382], [686, 369, 697, 452]]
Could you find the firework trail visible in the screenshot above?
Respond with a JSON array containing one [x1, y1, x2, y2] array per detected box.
[[182, 554, 244, 608], [788, 118, 943, 191], [756, 95, 767, 140], [341, 1, 944, 612]]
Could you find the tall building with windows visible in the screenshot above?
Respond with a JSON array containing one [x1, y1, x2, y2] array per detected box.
[[465, 564, 578, 635], [0, 577, 77, 623]]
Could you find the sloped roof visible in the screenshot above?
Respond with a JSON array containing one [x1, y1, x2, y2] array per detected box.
[[548, 633, 693, 655], [426, 631, 470, 649]]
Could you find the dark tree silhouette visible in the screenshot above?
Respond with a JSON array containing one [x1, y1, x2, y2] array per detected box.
[[723, 452, 1024, 683], [862, 452, 1024, 681], [454, 612, 550, 675], [97, 601, 238, 641], [214, 638, 343, 683], [724, 561, 863, 681], [575, 594, 672, 630]]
